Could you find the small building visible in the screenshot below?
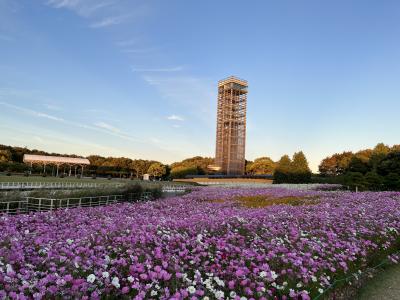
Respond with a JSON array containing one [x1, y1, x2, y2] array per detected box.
[[143, 174, 150, 181], [23, 154, 90, 177]]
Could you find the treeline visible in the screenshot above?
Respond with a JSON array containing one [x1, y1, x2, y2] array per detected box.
[[318, 143, 400, 190], [0, 144, 167, 178], [0, 144, 212, 179], [273, 151, 312, 184], [0, 144, 307, 179]]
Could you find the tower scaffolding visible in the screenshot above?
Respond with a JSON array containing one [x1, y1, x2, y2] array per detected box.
[[215, 76, 248, 175]]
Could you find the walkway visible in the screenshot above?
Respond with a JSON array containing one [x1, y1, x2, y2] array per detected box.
[[356, 263, 400, 299]]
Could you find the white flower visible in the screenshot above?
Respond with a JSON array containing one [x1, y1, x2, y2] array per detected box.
[[203, 297, 210, 300], [230, 291, 237, 298], [24, 229, 29, 234], [215, 290, 224, 299], [102, 271, 109, 279], [311, 275, 317, 282], [127, 276, 134, 283], [187, 286, 196, 294], [197, 234, 203, 243], [87, 274, 96, 283], [318, 288, 324, 294], [150, 290, 158, 296], [283, 281, 288, 286], [214, 277, 225, 287], [66, 239, 74, 245], [259, 271, 267, 278], [240, 297, 248, 300], [271, 270, 278, 280], [6, 264, 14, 275], [111, 277, 120, 288], [296, 282, 303, 288], [104, 255, 111, 264]]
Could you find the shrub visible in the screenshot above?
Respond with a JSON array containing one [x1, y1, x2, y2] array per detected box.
[[384, 173, 400, 191], [364, 172, 383, 191], [344, 172, 366, 191]]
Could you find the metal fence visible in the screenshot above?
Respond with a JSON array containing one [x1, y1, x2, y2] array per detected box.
[[0, 182, 124, 190], [0, 192, 154, 215], [161, 185, 189, 193]]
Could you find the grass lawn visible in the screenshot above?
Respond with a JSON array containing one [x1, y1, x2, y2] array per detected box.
[[356, 263, 400, 299]]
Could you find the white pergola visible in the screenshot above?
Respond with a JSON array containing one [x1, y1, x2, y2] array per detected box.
[[23, 154, 90, 177]]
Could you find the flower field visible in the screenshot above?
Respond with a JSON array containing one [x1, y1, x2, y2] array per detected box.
[[1, 187, 399, 299]]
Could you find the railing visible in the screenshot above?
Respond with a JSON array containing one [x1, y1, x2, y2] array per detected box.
[[0, 192, 154, 215], [161, 185, 189, 193], [0, 182, 124, 190]]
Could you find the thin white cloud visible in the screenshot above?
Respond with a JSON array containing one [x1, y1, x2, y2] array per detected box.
[[0, 101, 142, 143], [167, 114, 184, 121], [143, 75, 215, 125], [90, 15, 128, 28], [47, 0, 116, 17], [172, 124, 181, 128], [0, 101, 64, 122], [94, 121, 120, 133]]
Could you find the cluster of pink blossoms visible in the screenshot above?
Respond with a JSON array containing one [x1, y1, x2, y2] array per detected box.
[[0, 187, 399, 299]]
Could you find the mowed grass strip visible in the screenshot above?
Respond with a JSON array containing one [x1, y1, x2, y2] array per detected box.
[[235, 195, 320, 208], [207, 195, 320, 208]]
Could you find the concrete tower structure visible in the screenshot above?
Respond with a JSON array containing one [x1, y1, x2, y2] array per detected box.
[[215, 76, 248, 175]]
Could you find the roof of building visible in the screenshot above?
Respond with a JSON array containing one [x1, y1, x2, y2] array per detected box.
[[23, 154, 90, 165], [218, 76, 248, 87]]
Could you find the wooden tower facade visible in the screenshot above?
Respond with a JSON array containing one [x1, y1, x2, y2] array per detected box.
[[215, 76, 248, 175]]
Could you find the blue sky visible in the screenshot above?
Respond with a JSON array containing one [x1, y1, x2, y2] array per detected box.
[[0, 0, 399, 171]]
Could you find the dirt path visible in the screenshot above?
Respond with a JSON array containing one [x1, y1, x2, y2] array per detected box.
[[356, 263, 400, 299]]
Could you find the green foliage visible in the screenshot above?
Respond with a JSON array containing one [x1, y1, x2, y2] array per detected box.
[[377, 151, 400, 176], [170, 166, 199, 179], [319, 143, 400, 191], [273, 152, 311, 184], [246, 157, 276, 175], [318, 151, 353, 176], [0, 150, 12, 162], [147, 162, 167, 178], [348, 157, 370, 174], [383, 173, 400, 191], [273, 155, 292, 184], [364, 172, 383, 191], [344, 172, 366, 190], [170, 156, 213, 176]]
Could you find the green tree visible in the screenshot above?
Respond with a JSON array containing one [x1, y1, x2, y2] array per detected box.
[[291, 151, 312, 183], [369, 143, 391, 171], [170, 166, 198, 179], [377, 151, 400, 177], [364, 172, 383, 191], [383, 173, 400, 191], [148, 162, 167, 179], [170, 156, 213, 175], [0, 150, 12, 162], [246, 157, 276, 175], [348, 157, 370, 174], [344, 172, 366, 191], [273, 155, 292, 184]]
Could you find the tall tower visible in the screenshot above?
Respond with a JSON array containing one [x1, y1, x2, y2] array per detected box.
[[215, 76, 248, 175]]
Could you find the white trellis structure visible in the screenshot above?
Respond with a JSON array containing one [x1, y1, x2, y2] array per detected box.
[[23, 154, 90, 177]]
